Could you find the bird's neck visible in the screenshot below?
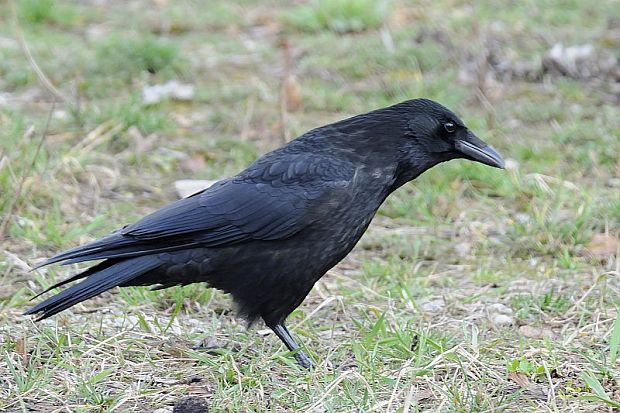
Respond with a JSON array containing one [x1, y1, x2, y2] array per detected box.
[[390, 154, 453, 192]]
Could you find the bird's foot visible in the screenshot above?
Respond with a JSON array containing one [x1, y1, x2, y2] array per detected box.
[[293, 350, 313, 369], [271, 323, 314, 369]]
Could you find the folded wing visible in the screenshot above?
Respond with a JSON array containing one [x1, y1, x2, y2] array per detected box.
[[36, 153, 355, 268]]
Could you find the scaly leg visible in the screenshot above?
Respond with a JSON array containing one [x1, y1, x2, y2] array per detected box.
[[271, 323, 313, 369]]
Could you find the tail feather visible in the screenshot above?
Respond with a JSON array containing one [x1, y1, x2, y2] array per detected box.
[[32, 231, 195, 269], [31, 232, 130, 270], [30, 260, 118, 300], [59, 241, 197, 266], [25, 256, 160, 320]]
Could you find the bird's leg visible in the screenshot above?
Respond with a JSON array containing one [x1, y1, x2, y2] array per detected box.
[[271, 323, 313, 369]]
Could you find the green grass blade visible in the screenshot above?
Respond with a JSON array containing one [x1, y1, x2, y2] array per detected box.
[[609, 308, 620, 366]]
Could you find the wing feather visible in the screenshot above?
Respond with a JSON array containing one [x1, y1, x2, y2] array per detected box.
[[37, 153, 355, 267]]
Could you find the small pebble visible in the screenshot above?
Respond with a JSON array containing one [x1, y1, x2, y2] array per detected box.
[[486, 303, 513, 315], [492, 314, 515, 327], [419, 298, 445, 313], [504, 158, 520, 171]]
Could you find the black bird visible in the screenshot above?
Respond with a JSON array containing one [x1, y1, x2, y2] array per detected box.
[[25, 99, 504, 368]]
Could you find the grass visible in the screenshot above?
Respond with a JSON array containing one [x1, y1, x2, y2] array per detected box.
[[284, 0, 389, 33], [1, 0, 619, 411], [94, 35, 181, 80], [15, 0, 80, 26]]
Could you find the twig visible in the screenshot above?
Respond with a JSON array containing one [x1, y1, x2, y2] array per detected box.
[[240, 95, 256, 141], [475, 33, 496, 130], [10, 0, 69, 105], [566, 272, 606, 315], [542, 360, 558, 409], [0, 101, 55, 239]]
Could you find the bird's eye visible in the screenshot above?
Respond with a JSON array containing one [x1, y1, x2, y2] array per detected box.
[[444, 122, 456, 133]]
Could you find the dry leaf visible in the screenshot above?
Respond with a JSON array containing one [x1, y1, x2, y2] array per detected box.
[[389, 4, 416, 28], [585, 233, 618, 258], [508, 372, 531, 388], [282, 75, 302, 112], [181, 154, 206, 174], [15, 337, 28, 368], [3, 251, 31, 272], [507, 372, 548, 400], [519, 325, 554, 339], [127, 126, 157, 154]]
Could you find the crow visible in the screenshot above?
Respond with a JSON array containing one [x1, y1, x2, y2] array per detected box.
[[25, 99, 504, 368]]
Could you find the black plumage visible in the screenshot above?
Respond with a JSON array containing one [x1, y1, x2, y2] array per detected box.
[[26, 99, 505, 368]]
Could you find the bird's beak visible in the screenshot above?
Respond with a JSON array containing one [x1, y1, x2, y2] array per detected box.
[[455, 132, 505, 169]]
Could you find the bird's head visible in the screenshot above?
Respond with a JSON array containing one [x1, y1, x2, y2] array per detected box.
[[400, 98, 504, 168], [360, 98, 506, 186]]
